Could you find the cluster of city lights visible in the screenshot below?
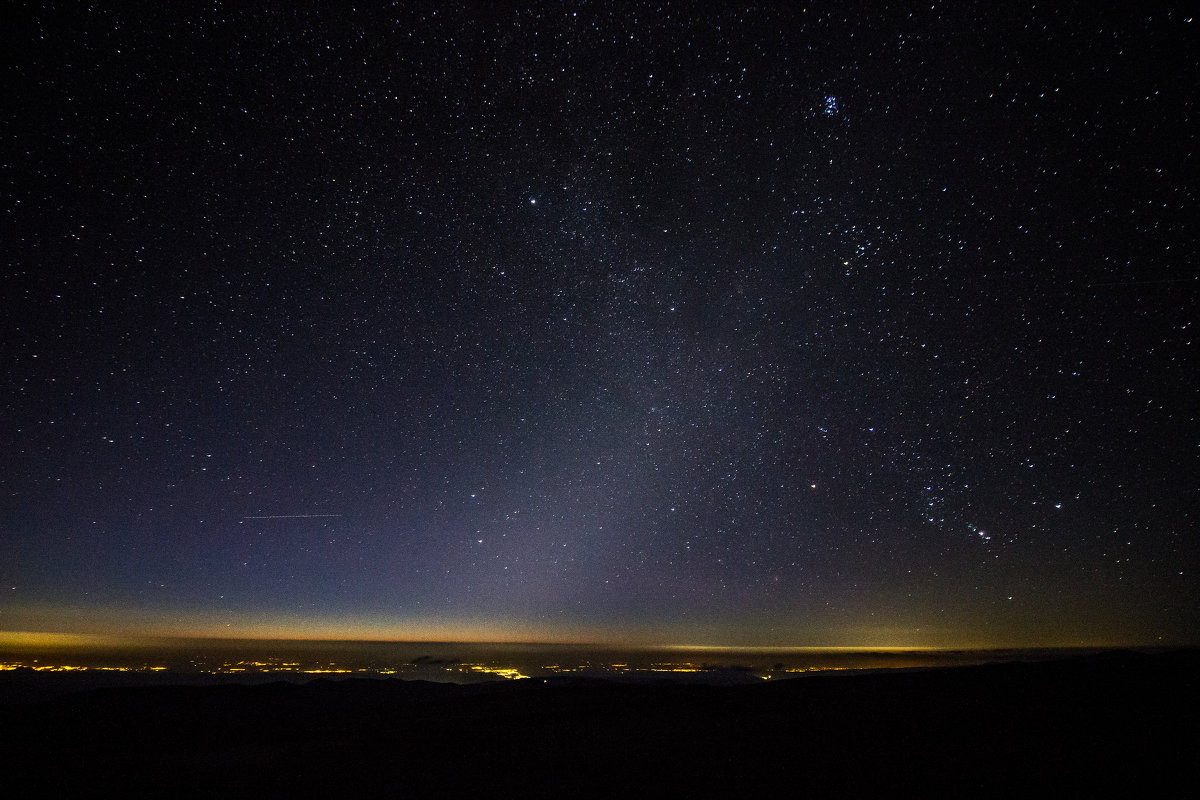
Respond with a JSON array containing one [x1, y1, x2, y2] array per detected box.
[[0, 658, 848, 680]]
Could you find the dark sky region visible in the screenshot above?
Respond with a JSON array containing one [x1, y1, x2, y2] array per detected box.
[[2, 3, 1196, 648]]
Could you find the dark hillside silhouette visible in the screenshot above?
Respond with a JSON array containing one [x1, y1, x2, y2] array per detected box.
[[2, 650, 1196, 796]]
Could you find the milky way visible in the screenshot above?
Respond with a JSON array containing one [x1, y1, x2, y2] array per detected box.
[[2, 4, 1196, 646]]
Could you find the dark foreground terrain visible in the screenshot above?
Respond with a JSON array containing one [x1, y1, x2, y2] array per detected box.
[[3, 650, 1196, 797]]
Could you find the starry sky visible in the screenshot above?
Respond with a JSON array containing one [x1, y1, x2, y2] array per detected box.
[[2, 3, 1196, 648]]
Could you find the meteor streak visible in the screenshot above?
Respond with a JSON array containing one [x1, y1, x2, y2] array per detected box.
[[241, 514, 344, 520]]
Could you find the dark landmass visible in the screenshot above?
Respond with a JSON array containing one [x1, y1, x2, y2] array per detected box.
[[3, 649, 1196, 796]]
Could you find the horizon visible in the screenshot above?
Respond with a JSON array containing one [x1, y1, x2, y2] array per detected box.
[[0, 628, 1170, 653], [6, 628, 1170, 687]]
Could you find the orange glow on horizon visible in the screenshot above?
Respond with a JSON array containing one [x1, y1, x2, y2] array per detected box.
[[0, 631, 129, 649], [0, 601, 1152, 652]]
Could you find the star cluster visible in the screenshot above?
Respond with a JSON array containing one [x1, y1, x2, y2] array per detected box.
[[2, 3, 1196, 646]]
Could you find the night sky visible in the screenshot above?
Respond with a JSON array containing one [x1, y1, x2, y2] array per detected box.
[[3, 3, 1196, 648]]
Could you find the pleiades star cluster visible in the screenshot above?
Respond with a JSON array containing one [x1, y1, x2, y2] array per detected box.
[[2, 3, 1195, 646]]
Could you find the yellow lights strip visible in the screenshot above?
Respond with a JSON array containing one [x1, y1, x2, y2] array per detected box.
[[465, 664, 529, 680], [0, 654, 876, 679]]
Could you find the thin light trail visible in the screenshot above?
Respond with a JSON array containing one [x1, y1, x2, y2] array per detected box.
[[241, 514, 344, 520]]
